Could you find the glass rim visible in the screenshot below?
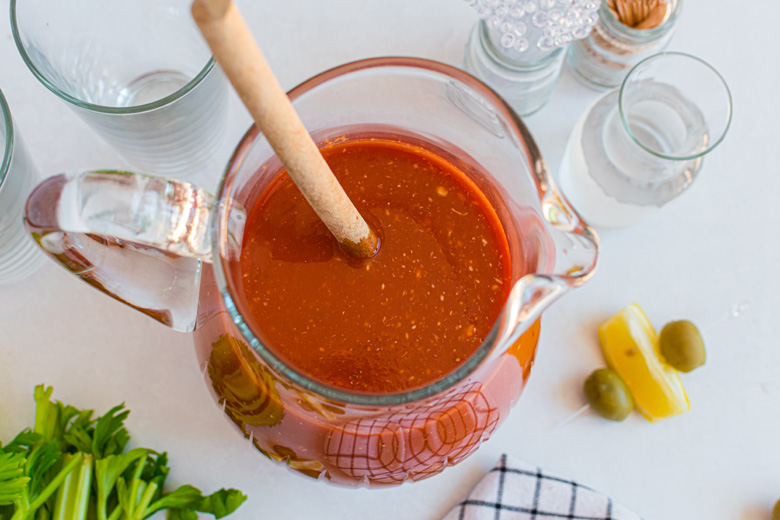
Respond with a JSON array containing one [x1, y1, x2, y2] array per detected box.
[[0, 90, 13, 192], [9, 0, 217, 115], [619, 51, 733, 161], [600, 0, 682, 41], [211, 56, 548, 406]]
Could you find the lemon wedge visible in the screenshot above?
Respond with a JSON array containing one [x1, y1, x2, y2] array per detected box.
[[598, 303, 690, 422]]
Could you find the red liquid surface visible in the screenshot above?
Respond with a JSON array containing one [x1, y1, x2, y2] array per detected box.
[[238, 139, 512, 393], [194, 136, 543, 485]]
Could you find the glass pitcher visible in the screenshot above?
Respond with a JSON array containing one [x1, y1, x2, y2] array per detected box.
[[24, 58, 598, 486]]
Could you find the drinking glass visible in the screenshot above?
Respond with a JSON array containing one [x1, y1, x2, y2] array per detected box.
[[558, 52, 732, 228], [11, 0, 228, 177], [0, 90, 45, 285]]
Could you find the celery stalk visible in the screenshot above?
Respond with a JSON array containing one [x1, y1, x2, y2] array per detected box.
[[5, 386, 245, 520], [27, 453, 83, 513], [52, 454, 92, 520]]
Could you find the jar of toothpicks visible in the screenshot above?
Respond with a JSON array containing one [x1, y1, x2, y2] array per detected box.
[[566, 0, 681, 89]]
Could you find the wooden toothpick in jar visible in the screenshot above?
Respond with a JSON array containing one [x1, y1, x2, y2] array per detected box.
[[566, 0, 681, 90]]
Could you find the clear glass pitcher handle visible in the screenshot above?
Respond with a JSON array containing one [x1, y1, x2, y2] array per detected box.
[[497, 156, 600, 349], [24, 171, 224, 332]]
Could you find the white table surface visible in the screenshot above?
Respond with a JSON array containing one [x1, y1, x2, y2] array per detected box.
[[1, 1, 778, 519]]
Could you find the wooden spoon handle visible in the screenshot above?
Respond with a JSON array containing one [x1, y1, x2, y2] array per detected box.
[[192, 0, 378, 258]]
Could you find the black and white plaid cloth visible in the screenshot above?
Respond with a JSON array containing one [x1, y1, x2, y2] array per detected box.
[[442, 455, 641, 520]]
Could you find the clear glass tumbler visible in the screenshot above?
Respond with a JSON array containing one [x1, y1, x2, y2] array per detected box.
[[558, 52, 732, 228], [10, 0, 228, 177], [0, 90, 45, 284]]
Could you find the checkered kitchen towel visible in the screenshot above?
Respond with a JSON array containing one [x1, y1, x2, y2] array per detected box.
[[442, 455, 641, 520]]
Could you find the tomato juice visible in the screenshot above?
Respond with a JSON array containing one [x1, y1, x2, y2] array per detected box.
[[237, 138, 512, 393], [194, 134, 541, 485]]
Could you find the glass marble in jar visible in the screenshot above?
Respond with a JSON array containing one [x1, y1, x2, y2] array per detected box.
[[464, 19, 566, 117]]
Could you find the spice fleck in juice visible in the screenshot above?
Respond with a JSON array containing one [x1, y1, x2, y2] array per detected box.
[[194, 137, 541, 485]]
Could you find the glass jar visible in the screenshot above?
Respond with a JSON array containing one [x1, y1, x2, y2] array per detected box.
[[464, 20, 565, 117], [566, 0, 682, 90]]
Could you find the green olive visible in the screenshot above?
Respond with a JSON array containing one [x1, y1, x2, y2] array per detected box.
[[659, 320, 706, 373], [772, 498, 780, 520], [583, 368, 634, 421]]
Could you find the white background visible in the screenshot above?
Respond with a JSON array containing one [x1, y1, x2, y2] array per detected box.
[[1, 1, 778, 519]]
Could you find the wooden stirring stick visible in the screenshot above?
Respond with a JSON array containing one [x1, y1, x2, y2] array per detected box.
[[192, 0, 379, 258]]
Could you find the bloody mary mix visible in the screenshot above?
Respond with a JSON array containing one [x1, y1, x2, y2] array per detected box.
[[197, 135, 542, 485], [238, 138, 511, 393]]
